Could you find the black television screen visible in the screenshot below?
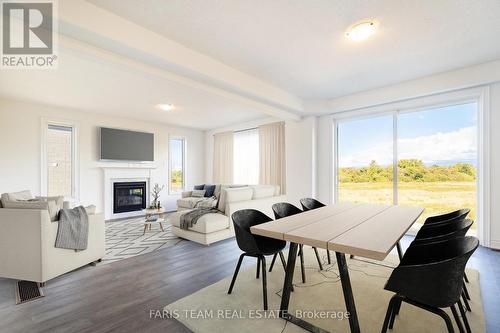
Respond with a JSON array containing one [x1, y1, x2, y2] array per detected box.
[[100, 127, 154, 162]]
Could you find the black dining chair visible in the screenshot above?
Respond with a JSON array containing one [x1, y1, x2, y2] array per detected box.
[[381, 236, 479, 333], [271, 202, 324, 283], [423, 208, 470, 227], [299, 198, 333, 264], [228, 209, 288, 310], [300, 198, 325, 211], [412, 218, 475, 311]]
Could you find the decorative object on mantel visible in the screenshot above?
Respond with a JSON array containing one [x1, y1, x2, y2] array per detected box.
[[150, 183, 165, 210]]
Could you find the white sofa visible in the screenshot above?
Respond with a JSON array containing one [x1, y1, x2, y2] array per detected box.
[[0, 192, 106, 284], [169, 185, 285, 245]]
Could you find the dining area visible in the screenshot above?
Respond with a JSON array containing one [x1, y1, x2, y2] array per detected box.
[[225, 199, 479, 333]]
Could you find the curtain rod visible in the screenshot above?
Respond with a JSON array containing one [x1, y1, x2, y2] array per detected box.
[[233, 127, 258, 134]]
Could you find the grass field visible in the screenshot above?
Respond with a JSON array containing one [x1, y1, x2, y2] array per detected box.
[[338, 181, 477, 229]]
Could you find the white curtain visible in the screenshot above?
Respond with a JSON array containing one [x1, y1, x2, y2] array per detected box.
[[213, 131, 234, 183], [234, 129, 259, 184], [259, 122, 286, 193]]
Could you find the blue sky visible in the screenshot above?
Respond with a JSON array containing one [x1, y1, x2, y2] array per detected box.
[[338, 102, 477, 167]]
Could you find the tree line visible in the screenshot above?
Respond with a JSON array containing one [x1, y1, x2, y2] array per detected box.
[[339, 159, 476, 183]]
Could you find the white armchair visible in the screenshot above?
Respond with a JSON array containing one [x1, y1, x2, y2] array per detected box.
[[0, 208, 105, 284]]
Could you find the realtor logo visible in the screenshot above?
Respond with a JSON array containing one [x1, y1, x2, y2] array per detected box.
[[1, 0, 57, 68]]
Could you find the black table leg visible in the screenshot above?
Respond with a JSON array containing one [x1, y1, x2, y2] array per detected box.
[[280, 243, 329, 333], [336, 252, 360, 333], [280, 242, 298, 316]]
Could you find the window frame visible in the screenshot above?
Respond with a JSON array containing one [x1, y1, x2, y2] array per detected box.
[[332, 86, 490, 246], [41, 117, 79, 199], [168, 135, 186, 194]]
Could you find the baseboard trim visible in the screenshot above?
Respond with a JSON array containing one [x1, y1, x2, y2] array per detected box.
[[489, 239, 500, 250]]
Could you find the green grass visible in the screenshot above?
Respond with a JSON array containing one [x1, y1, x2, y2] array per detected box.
[[338, 181, 477, 229]]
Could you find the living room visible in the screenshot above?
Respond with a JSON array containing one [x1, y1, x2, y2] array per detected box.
[[1, 1, 500, 333]]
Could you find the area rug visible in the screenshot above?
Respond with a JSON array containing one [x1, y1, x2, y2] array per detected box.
[[102, 215, 183, 264], [164, 247, 484, 333]]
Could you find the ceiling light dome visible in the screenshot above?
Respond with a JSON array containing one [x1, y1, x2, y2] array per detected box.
[[346, 20, 378, 41]]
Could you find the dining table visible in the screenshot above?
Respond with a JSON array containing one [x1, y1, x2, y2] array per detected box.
[[250, 202, 424, 333]]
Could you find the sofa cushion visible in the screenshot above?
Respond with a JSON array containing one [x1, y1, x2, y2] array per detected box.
[[170, 210, 229, 234], [217, 185, 248, 213], [225, 187, 253, 204], [5, 190, 33, 201], [1, 199, 60, 221], [192, 190, 206, 198], [251, 185, 276, 199], [194, 184, 205, 190], [203, 184, 216, 197]]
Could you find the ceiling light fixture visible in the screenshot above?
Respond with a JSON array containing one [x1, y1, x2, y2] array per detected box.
[[157, 103, 174, 111], [346, 20, 378, 41]]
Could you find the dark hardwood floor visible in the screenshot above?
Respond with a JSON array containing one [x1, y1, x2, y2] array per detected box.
[[0, 235, 499, 333]]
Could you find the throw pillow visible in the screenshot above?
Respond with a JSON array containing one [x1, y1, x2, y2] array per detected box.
[[192, 189, 206, 197], [203, 184, 216, 197], [194, 184, 205, 190]]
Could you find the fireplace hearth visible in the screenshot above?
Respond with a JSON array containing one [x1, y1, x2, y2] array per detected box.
[[113, 181, 147, 214]]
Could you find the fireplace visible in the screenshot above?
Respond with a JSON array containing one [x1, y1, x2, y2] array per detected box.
[[113, 181, 147, 214]]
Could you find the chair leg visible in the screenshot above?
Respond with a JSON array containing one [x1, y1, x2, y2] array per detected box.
[[260, 255, 268, 310], [299, 245, 306, 283], [313, 247, 324, 270], [327, 250, 331, 264], [269, 253, 278, 272], [458, 299, 472, 333], [464, 272, 469, 283], [256, 257, 261, 279], [228, 254, 245, 294], [402, 298, 455, 333], [396, 242, 403, 261], [462, 290, 471, 312], [462, 282, 471, 300], [450, 304, 466, 333], [381, 295, 398, 333]]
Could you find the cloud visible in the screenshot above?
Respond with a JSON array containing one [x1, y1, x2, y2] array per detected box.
[[339, 126, 477, 167]]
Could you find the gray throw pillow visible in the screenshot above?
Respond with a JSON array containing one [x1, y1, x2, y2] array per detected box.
[[192, 189, 206, 198], [194, 184, 205, 190]]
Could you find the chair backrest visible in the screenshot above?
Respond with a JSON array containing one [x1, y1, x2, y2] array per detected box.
[[387, 236, 479, 308], [300, 198, 325, 211], [424, 208, 470, 225], [415, 218, 474, 243], [231, 209, 273, 254], [272, 202, 302, 220]]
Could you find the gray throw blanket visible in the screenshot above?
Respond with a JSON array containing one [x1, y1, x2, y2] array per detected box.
[[180, 208, 221, 230], [55, 206, 89, 251]]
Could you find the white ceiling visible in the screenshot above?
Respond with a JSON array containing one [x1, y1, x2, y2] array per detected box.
[[0, 48, 267, 130], [89, 0, 500, 99]]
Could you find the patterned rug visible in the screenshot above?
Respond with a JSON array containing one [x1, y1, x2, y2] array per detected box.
[[102, 214, 183, 264]]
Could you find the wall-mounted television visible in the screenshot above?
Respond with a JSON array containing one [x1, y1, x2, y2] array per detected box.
[[100, 127, 154, 162]]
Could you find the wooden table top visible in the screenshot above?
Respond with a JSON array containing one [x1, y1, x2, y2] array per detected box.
[[250, 203, 423, 261]]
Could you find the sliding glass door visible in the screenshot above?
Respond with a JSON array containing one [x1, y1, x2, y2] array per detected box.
[[397, 103, 477, 227], [336, 101, 478, 230], [337, 115, 394, 205]]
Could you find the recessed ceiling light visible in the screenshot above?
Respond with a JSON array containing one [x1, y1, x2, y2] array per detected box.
[[346, 20, 378, 42], [157, 103, 174, 111]]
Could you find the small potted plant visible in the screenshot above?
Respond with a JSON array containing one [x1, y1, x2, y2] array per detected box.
[[151, 183, 165, 212]]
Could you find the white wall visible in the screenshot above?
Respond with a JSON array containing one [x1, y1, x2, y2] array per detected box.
[[488, 82, 500, 249], [0, 98, 205, 214], [205, 116, 317, 207]]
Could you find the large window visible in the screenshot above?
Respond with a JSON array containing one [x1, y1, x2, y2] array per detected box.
[[46, 124, 75, 197], [169, 138, 185, 193], [336, 102, 478, 230], [233, 128, 259, 184]]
